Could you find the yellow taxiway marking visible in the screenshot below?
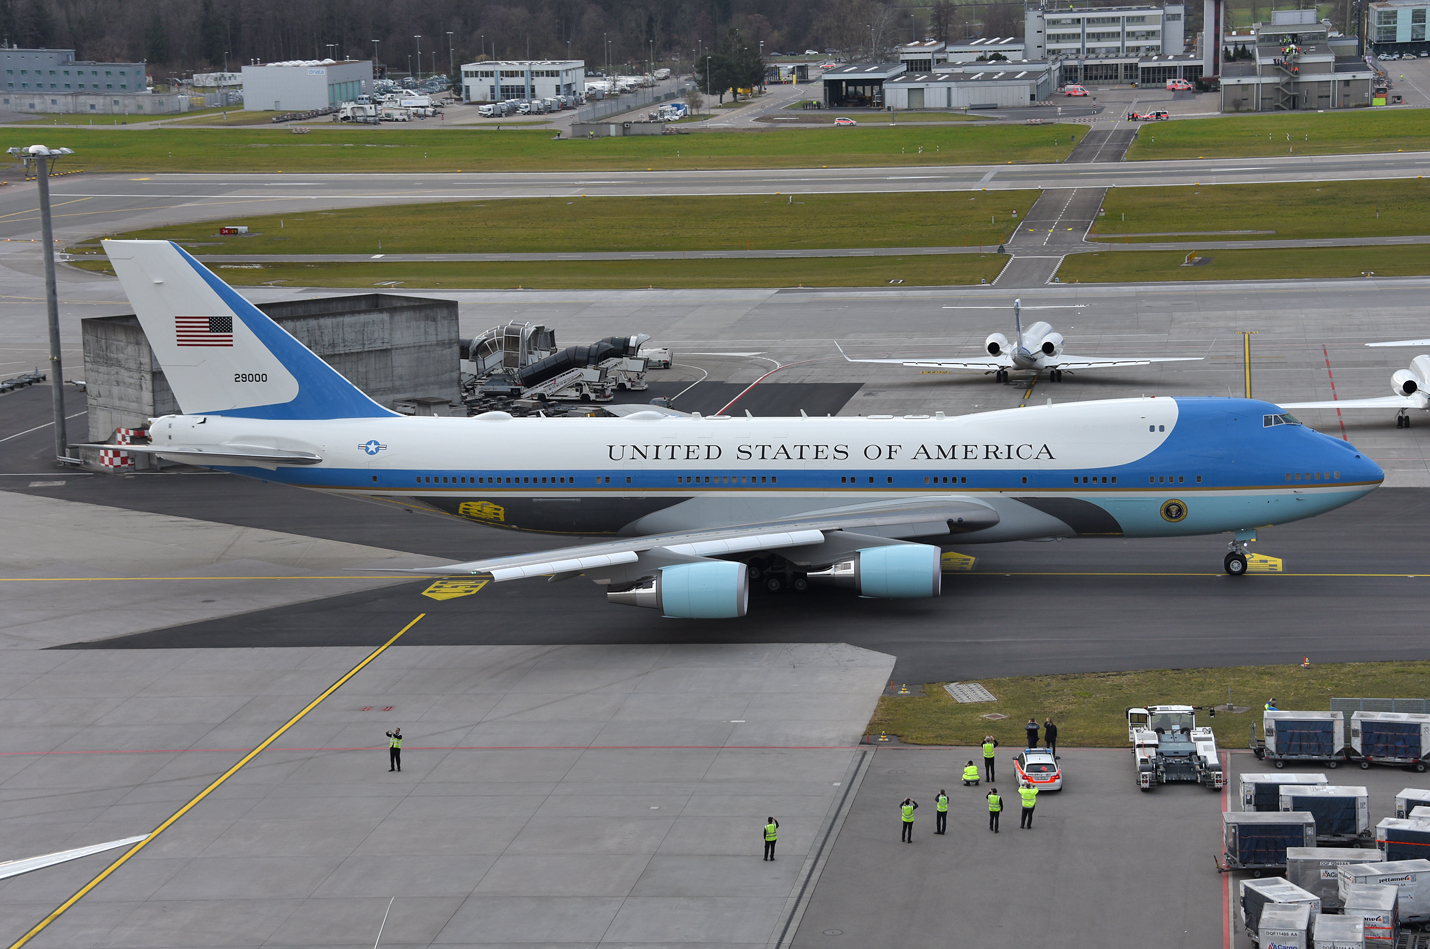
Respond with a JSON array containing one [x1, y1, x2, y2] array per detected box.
[[5, 612, 427, 949], [421, 577, 490, 600], [941, 552, 978, 572]]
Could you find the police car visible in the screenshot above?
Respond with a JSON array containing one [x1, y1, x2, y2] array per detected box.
[[1014, 749, 1063, 791]]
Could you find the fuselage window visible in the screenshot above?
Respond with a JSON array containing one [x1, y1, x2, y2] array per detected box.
[[868, 476, 874, 484], [842, 477, 848, 484], [626, 477, 632, 484], [887, 476, 894, 484], [1159, 425, 1165, 432], [771, 476, 777, 484], [1177, 476, 1184, 483], [1334, 471, 1340, 479], [1196, 476, 1202, 483], [1149, 425, 1155, 432], [761, 476, 768, 484], [1021, 476, 1028, 484]]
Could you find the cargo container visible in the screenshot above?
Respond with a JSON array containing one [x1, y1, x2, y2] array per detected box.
[[1257, 902, 1311, 949], [1375, 818, 1430, 862], [1395, 788, 1430, 818], [1411, 806, 1430, 819], [1312, 914, 1364, 949], [1241, 772, 1329, 811], [1350, 711, 1430, 768], [1337, 859, 1430, 924], [1241, 877, 1322, 939], [1286, 847, 1383, 910], [1252, 710, 1349, 766], [1280, 785, 1371, 841], [1341, 883, 1399, 948], [1221, 812, 1319, 874]]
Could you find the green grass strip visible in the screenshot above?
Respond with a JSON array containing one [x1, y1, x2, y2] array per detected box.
[[1057, 245, 1430, 283], [869, 661, 1430, 748], [1126, 108, 1430, 161], [83, 191, 1035, 255], [1091, 180, 1430, 241], [10, 125, 1076, 173], [71, 254, 1008, 290]]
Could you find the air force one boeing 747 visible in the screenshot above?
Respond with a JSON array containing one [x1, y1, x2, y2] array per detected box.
[[97, 241, 1383, 618]]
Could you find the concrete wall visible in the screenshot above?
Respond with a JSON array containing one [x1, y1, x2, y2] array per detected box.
[[0, 92, 184, 115], [82, 293, 461, 442], [571, 121, 667, 136]]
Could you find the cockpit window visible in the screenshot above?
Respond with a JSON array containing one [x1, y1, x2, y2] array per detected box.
[[1263, 413, 1302, 427]]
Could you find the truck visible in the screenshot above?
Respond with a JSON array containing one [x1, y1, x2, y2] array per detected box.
[[1127, 705, 1225, 790], [336, 101, 380, 124], [380, 106, 412, 122]]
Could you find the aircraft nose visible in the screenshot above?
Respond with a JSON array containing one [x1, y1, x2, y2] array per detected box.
[[1343, 448, 1384, 486]]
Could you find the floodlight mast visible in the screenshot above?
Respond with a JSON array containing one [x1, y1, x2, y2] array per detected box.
[[8, 145, 73, 463]]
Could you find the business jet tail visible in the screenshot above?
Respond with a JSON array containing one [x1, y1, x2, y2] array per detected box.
[[101, 239, 395, 420]]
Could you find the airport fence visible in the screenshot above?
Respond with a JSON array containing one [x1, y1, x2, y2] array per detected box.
[[576, 85, 690, 124]]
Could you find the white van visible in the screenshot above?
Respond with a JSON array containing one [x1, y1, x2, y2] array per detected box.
[[478, 103, 497, 117]]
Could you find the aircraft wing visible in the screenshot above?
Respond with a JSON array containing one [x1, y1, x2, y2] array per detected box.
[[1280, 395, 1427, 410], [1366, 339, 1430, 347], [835, 341, 1006, 371], [75, 443, 323, 468], [396, 497, 1000, 580], [1050, 354, 1204, 370]]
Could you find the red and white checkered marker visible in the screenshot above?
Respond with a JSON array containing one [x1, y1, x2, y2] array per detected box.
[[99, 449, 133, 469], [114, 427, 147, 446]]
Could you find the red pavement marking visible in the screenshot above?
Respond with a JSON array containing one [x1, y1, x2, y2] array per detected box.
[[0, 744, 857, 756], [1323, 345, 1349, 441]]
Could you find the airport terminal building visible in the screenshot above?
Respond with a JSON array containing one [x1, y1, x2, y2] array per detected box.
[[240, 59, 373, 111], [0, 47, 159, 114], [460, 60, 585, 103]]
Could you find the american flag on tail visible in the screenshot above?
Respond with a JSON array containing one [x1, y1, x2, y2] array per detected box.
[[175, 315, 233, 347]]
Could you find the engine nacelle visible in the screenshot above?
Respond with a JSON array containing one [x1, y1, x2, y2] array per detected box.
[[1393, 369, 1419, 397], [1412, 354, 1430, 388], [807, 544, 942, 599], [1039, 332, 1065, 357], [607, 561, 748, 618], [985, 333, 1008, 356]]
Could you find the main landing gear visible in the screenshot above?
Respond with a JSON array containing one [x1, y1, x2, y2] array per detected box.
[[1397, 410, 1412, 429], [995, 369, 1010, 383], [1048, 369, 1065, 382]]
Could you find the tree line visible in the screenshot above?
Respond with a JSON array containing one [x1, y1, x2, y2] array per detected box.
[[0, 0, 1063, 76]]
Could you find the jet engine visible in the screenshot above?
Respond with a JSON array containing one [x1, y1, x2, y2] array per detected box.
[[806, 544, 942, 598], [1392, 355, 1430, 396], [1021, 321, 1063, 357], [985, 333, 1009, 356], [607, 561, 748, 618]]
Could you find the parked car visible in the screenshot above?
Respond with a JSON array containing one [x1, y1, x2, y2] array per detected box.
[[805, 49, 820, 55], [834, 116, 857, 125], [1063, 84, 1089, 96]]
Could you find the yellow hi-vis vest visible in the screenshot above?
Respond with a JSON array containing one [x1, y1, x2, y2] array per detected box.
[[389, 734, 402, 749], [1019, 786, 1039, 808], [901, 803, 915, 821], [937, 794, 949, 812], [765, 822, 778, 841], [962, 765, 980, 781], [987, 794, 1002, 812], [983, 741, 995, 758]]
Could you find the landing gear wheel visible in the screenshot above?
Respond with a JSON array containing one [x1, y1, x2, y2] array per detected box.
[[1224, 552, 1248, 576], [995, 369, 1008, 383], [765, 576, 784, 594]]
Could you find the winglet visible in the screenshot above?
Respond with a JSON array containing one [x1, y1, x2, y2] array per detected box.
[[834, 341, 853, 362]]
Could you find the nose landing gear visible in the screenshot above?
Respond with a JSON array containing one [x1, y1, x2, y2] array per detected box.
[[1225, 530, 1257, 576]]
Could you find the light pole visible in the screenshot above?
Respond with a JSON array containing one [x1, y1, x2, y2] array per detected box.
[[223, 50, 228, 73], [447, 31, 454, 78], [413, 35, 421, 78], [8, 145, 74, 465], [372, 39, 380, 75]]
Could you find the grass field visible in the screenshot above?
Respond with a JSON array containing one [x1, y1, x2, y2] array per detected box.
[[867, 661, 1430, 748], [1057, 245, 1430, 282], [82, 191, 1035, 255], [70, 254, 1008, 289], [1090, 180, 1430, 241], [1126, 109, 1430, 160], [4, 124, 1076, 173]]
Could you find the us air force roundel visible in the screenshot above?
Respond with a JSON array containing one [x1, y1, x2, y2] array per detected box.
[[1160, 498, 1188, 523]]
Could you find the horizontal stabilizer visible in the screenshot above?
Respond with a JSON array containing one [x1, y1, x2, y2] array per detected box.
[[1280, 395, 1425, 411]]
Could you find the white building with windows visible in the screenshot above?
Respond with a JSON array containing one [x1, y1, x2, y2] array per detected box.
[[460, 60, 585, 103], [1025, 4, 1185, 60], [240, 60, 373, 112], [1369, 0, 1430, 53]]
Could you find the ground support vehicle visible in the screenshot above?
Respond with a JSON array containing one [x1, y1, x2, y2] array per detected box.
[[1352, 712, 1430, 771], [1240, 878, 1320, 946], [1251, 710, 1350, 769], [1128, 705, 1224, 790], [1219, 811, 1317, 876], [0, 369, 45, 393], [1286, 846, 1383, 910]]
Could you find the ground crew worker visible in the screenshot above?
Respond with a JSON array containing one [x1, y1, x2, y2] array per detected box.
[[1265, 698, 1278, 711], [1025, 718, 1040, 749], [982, 736, 998, 781], [935, 790, 949, 834], [1044, 718, 1059, 758], [900, 797, 918, 842], [962, 760, 980, 786], [763, 817, 779, 860], [1019, 782, 1039, 828], [386, 727, 402, 772], [986, 788, 1002, 833]]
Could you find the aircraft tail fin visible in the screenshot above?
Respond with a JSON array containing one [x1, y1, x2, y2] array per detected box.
[[102, 240, 395, 420]]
